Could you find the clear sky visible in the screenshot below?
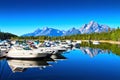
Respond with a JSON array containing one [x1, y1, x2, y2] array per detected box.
[[0, 0, 120, 36]]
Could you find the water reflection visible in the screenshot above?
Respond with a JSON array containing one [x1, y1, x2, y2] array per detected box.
[[7, 59, 49, 72], [79, 42, 120, 57], [1, 43, 120, 80], [7, 53, 67, 73], [80, 47, 110, 58]]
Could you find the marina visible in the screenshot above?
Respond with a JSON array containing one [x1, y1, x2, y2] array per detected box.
[[0, 43, 120, 80], [0, 0, 119, 80], [0, 40, 80, 59]]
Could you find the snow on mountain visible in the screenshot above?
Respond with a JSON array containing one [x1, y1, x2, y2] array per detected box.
[[33, 28, 42, 35], [22, 27, 64, 37], [22, 28, 42, 36], [63, 27, 81, 36], [80, 21, 109, 34], [22, 21, 110, 37], [35, 27, 63, 36]]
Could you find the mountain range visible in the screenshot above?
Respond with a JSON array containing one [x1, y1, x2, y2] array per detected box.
[[22, 21, 110, 37]]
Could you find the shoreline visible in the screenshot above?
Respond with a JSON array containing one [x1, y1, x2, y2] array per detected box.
[[99, 40, 120, 44], [80, 40, 120, 45]]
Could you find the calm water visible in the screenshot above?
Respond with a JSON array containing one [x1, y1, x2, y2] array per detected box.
[[1, 43, 120, 80]]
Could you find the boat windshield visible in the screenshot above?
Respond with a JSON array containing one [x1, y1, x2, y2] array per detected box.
[[23, 47, 32, 50]]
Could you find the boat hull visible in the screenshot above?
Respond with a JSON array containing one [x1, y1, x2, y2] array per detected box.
[[7, 53, 48, 59]]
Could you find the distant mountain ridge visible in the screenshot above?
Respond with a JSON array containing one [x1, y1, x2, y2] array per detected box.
[[22, 21, 110, 37], [63, 27, 81, 36], [22, 27, 64, 37]]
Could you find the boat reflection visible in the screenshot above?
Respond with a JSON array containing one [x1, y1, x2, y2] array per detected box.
[[7, 53, 67, 73], [7, 59, 50, 72]]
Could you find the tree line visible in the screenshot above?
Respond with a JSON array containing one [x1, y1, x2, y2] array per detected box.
[[12, 27, 120, 41], [54, 27, 120, 41], [0, 32, 17, 40]]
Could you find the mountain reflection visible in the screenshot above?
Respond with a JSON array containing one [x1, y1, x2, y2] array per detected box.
[[80, 47, 110, 58], [1, 43, 120, 80], [79, 42, 120, 57], [7, 53, 67, 73], [2, 43, 120, 73]]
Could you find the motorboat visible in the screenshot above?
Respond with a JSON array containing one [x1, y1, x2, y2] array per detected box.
[[7, 46, 49, 59], [59, 42, 72, 48], [50, 54, 67, 61], [38, 46, 67, 54], [0, 52, 7, 58], [51, 46, 67, 53], [0, 41, 10, 52], [93, 41, 100, 45]]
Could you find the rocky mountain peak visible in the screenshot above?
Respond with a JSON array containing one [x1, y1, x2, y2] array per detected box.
[[22, 21, 110, 36]]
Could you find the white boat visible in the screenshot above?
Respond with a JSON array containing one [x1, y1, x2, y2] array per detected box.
[[93, 41, 100, 45], [0, 46, 8, 51], [0, 40, 11, 53], [59, 42, 72, 48], [76, 40, 82, 44], [51, 46, 67, 53], [50, 54, 67, 61], [0, 52, 7, 57], [7, 46, 49, 59], [38, 46, 66, 54]]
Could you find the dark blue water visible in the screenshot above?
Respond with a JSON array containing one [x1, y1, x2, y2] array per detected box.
[[1, 47, 120, 80]]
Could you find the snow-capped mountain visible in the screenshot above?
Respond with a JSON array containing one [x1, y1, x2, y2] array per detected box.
[[63, 27, 81, 36], [80, 21, 109, 34], [22, 21, 110, 37], [22, 27, 64, 37], [22, 28, 42, 36], [36, 27, 63, 36]]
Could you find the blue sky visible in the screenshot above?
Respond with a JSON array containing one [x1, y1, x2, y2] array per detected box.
[[0, 0, 120, 36]]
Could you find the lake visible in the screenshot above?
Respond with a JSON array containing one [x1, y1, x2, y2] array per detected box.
[[1, 43, 120, 80]]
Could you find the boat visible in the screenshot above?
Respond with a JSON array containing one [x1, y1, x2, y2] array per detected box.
[[0, 52, 7, 58], [37, 47, 64, 54], [93, 41, 100, 45], [76, 40, 82, 44], [51, 46, 67, 53], [0, 41, 10, 52], [59, 42, 72, 48], [6, 46, 49, 59], [50, 53, 67, 61]]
